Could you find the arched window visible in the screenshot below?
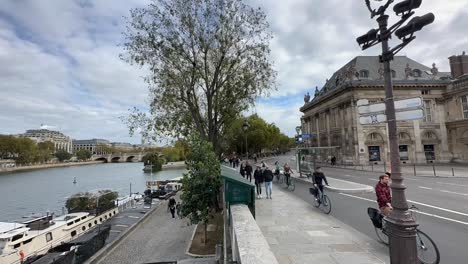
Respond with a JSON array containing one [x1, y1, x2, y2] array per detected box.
[[360, 70, 369, 78], [413, 69, 422, 78], [391, 70, 396, 78]]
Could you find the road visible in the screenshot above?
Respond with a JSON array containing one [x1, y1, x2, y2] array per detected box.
[[261, 155, 468, 264]]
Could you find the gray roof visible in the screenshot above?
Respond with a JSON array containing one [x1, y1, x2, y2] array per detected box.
[[312, 56, 451, 99]]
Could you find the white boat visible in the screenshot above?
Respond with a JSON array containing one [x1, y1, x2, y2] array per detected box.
[[0, 207, 119, 264]]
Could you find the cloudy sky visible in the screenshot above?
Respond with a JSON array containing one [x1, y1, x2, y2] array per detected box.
[[0, 0, 467, 144]]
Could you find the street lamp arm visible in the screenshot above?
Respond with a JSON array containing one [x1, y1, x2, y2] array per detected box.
[[381, 36, 416, 62], [383, 11, 415, 39], [365, 0, 394, 18]]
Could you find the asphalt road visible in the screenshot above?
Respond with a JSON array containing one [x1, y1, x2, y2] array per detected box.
[[260, 155, 468, 264]]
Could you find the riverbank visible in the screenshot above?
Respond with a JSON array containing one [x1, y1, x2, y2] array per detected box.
[[162, 161, 186, 170], [0, 160, 106, 173]]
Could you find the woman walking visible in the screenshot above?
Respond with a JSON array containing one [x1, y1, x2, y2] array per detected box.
[[254, 165, 264, 198]]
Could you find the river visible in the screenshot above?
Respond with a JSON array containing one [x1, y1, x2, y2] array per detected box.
[[0, 162, 186, 221]]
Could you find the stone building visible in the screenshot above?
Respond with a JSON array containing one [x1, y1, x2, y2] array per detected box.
[[72, 139, 111, 155], [298, 54, 468, 164], [19, 129, 73, 153]]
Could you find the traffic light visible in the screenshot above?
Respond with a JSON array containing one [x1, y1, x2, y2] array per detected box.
[[356, 29, 379, 48], [393, 0, 422, 16], [395, 13, 435, 40]]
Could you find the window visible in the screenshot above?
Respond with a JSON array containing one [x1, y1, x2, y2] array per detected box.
[[360, 70, 369, 78], [391, 70, 396, 78], [12, 234, 23, 242], [423, 100, 432, 122], [399, 145, 409, 160], [424, 145, 435, 161], [413, 69, 422, 78], [94, 220, 98, 225], [330, 110, 336, 128], [89, 223, 92, 228], [71, 231, 77, 237], [421, 90, 430, 95], [368, 146, 381, 161], [82, 226, 86, 231], [23, 238, 32, 245], [46, 232, 53, 242], [461, 96, 468, 119]]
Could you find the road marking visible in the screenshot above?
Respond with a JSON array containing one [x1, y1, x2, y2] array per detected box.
[[440, 190, 468, 196], [115, 224, 129, 228], [110, 230, 122, 233], [405, 200, 468, 218], [128, 216, 140, 219], [368, 178, 377, 181], [437, 182, 468, 188], [339, 193, 468, 226], [418, 186, 433, 190]]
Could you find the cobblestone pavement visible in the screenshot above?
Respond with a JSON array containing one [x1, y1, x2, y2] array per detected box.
[[255, 184, 389, 264], [99, 198, 195, 264]]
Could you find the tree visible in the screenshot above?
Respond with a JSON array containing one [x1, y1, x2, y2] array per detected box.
[[142, 152, 164, 171], [37, 141, 54, 162], [180, 133, 221, 244], [55, 150, 72, 162], [15, 138, 37, 165], [122, 0, 276, 154], [76, 149, 92, 161], [0, 135, 17, 159]]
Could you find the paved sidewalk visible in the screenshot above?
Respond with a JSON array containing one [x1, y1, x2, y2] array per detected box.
[[98, 197, 195, 264], [255, 184, 389, 264]]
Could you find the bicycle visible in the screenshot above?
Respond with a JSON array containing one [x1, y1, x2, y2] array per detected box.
[[283, 173, 295, 191], [309, 186, 331, 214], [367, 206, 440, 264]]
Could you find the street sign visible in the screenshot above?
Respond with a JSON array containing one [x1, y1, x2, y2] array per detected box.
[[358, 97, 422, 114], [301, 134, 312, 139], [359, 108, 424, 125]]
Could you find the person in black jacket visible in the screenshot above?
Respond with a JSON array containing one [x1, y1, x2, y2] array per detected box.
[[263, 166, 274, 199], [312, 167, 329, 201], [244, 161, 253, 182], [254, 166, 264, 199], [239, 162, 246, 178]]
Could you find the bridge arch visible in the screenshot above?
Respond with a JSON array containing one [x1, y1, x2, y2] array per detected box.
[[126, 156, 136, 162], [111, 157, 121, 163], [95, 157, 108, 163]]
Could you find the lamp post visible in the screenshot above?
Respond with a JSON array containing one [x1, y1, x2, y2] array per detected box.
[[356, 1, 434, 263], [295, 126, 302, 175], [242, 120, 250, 160]]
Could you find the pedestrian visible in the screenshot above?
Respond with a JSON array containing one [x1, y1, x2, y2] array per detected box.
[[239, 162, 246, 178], [261, 160, 266, 172], [236, 157, 240, 168], [168, 197, 176, 218], [375, 174, 392, 216], [253, 153, 258, 163], [245, 161, 253, 182], [331, 156, 336, 166], [176, 202, 181, 219], [254, 165, 264, 199], [229, 157, 233, 167], [263, 166, 274, 199]]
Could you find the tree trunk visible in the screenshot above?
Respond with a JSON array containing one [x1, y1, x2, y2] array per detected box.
[[204, 222, 208, 245]]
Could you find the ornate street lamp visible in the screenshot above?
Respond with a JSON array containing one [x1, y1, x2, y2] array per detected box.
[[356, 1, 434, 263], [242, 120, 250, 159]]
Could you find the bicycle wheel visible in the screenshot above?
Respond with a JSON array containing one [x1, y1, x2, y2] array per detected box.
[[416, 230, 440, 264], [321, 195, 331, 214], [375, 227, 389, 245], [289, 180, 295, 191], [313, 196, 320, 208]]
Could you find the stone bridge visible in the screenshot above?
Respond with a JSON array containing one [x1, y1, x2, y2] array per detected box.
[[91, 152, 145, 163]]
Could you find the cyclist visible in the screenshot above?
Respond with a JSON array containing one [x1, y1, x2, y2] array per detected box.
[[312, 167, 329, 202], [274, 161, 281, 180], [375, 174, 392, 216], [283, 162, 293, 186]]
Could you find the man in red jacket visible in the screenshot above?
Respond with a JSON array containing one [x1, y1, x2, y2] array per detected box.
[[375, 174, 392, 216]]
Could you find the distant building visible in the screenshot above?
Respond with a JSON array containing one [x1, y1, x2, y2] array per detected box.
[[72, 139, 111, 155], [19, 129, 72, 153], [110, 142, 135, 151], [298, 54, 468, 164]]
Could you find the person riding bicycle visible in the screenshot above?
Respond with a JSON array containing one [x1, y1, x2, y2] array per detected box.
[[375, 174, 392, 217], [312, 167, 329, 201], [283, 163, 293, 186], [274, 161, 281, 178]]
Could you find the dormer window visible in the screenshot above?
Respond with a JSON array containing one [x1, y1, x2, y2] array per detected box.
[[360, 70, 369, 78], [413, 69, 422, 78]]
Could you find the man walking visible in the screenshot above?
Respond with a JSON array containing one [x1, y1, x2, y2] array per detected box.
[[263, 166, 274, 199], [254, 165, 264, 199], [245, 161, 253, 182], [168, 197, 176, 218], [375, 174, 392, 216], [239, 162, 246, 178]]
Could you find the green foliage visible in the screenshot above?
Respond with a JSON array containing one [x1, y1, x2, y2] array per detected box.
[[76, 149, 92, 161], [224, 114, 294, 155], [142, 152, 164, 171], [55, 150, 72, 162], [121, 0, 276, 154], [180, 133, 221, 233], [66, 190, 118, 213]]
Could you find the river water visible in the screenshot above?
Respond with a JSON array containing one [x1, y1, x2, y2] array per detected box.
[[0, 162, 186, 221]]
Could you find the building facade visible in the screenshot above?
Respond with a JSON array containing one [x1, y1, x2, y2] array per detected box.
[[110, 142, 135, 151], [72, 139, 111, 155], [299, 54, 468, 164], [19, 129, 73, 153]]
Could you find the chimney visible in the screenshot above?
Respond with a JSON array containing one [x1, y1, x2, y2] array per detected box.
[[449, 51, 468, 79]]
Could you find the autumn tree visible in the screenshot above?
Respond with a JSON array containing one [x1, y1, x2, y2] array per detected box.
[[122, 0, 276, 154]]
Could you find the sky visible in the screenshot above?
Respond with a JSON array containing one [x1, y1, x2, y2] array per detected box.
[[0, 0, 467, 144]]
